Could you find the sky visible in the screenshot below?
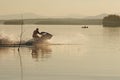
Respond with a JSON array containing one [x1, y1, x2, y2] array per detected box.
[[0, 0, 120, 16]]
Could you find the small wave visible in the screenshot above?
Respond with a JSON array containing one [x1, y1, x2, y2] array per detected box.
[[0, 33, 15, 45]]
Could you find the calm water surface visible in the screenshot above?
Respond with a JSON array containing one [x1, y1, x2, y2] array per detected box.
[[0, 25, 120, 80]]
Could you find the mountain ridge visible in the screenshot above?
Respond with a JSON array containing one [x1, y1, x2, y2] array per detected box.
[[0, 13, 119, 20]]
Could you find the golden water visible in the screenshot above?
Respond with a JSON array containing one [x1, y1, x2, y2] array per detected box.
[[0, 25, 120, 80]]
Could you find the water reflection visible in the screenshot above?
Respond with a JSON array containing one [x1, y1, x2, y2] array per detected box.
[[103, 27, 120, 41], [0, 47, 10, 52], [0, 44, 52, 62], [103, 27, 120, 36], [31, 44, 52, 61], [0, 47, 14, 59]]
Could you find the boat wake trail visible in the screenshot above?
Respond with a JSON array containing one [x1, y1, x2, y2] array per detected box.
[[0, 33, 16, 45], [0, 32, 88, 47], [0, 32, 52, 47], [50, 33, 88, 45]]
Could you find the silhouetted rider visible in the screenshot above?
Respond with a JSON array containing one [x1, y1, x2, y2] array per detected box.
[[32, 28, 41, 40]]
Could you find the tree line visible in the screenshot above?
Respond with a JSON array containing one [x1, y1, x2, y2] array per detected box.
[[102, 15, 120, 27]]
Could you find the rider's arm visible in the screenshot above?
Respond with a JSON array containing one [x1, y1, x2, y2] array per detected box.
[[37, 31, 42, 35]]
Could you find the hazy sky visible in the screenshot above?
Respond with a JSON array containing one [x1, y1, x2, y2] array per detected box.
[[0, 0, 120, 16]]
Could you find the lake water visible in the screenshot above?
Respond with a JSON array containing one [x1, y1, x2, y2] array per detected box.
[[0, 25, 120, 80]]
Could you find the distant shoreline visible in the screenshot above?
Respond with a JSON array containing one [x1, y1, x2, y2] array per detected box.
[[0, 18, 102, 25]]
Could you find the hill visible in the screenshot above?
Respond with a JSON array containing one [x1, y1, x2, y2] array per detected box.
[[0, 13, 108, 25]]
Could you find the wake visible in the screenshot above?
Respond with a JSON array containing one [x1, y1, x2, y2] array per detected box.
[[0, 33, 16, 45], [0, 32, 87, 47]]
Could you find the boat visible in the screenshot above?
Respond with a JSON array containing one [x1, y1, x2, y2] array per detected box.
[[0, 32, 53, 47], [81, 26, 88, 28]]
